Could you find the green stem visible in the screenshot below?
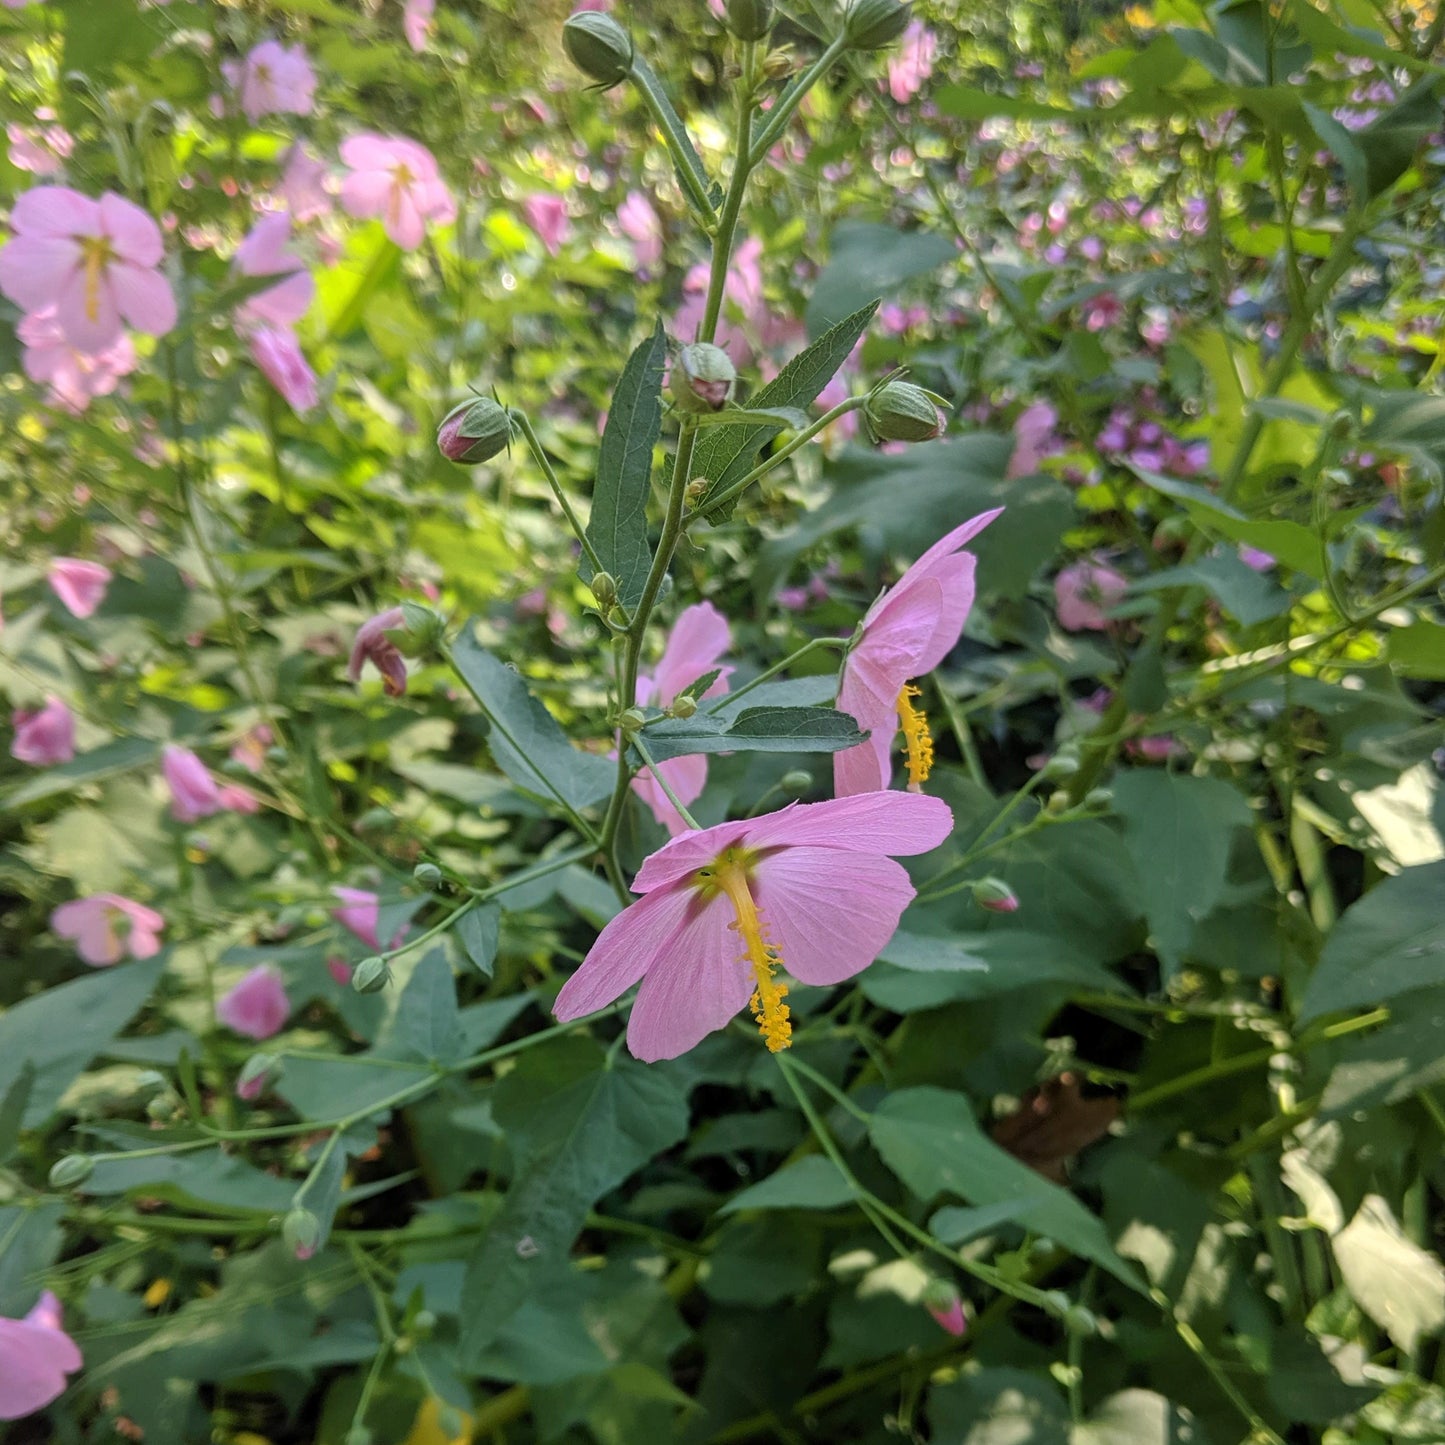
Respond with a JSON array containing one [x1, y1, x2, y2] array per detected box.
[[748, 35, 848, 167], [701, 41, 755, 340], [631, 735, 702, 830]]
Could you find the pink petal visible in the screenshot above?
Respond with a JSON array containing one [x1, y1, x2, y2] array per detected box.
[[97, 192, 163, 266], [11, 185, 98, 238], [856, 575, 945, 687], [53, 270, 121, 352], [0, 1319, 76, 1420], [339, 169, 393, 220], [630, 818, 756, 895], [743, 791, 953, 856], [650, 601, 732, 706], [0, 234, 81, 307], [753, 847, 915, 985], [386, 190, 425, 250], [904, 554, 978, 676], [109, 262, 176, 337], [216, 964, 290, 1040], [832, 734, 891, 798], [631, 753, 708, 835], [905, 507, 1003, 577]]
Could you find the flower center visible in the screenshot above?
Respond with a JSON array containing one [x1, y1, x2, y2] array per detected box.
[[896, 683, 933, 789], [79, 235, 115, 323], [388, 163, 415, 229], [695, 848, 791, 1052]]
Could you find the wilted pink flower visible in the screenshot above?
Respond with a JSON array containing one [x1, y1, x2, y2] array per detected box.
[[10, 696, 75, 766], [279, 143, 332, 222], [6, 120, 72, 175], [0, 1292, 82, 1421], [51, 894, 165, 966], [217, 964, 290, 1039], [19, 306, 137, 412], [554, 792, 953, 1060], [233, 211, 313, 327], [404, 0, 435, 50], [922, 1281, 967, 1338], [222, 40, 317, 123], [834, 511, 1002, 798], [347, 606, 408, 697], [887, 22, 937, 103], [617, 191, 662, 270], [631, 602, 732, 835], [162, 744, 225, 821], [48, 557, 111, 618], [0, 187, 176, 351], [332, 886, 406, 951], [1055, 559, 1128, 632], [522, 194, 570, 256], [339, 133, 456, 250], [247, 325, 318, 414], [1006, 400, 1060, 478]]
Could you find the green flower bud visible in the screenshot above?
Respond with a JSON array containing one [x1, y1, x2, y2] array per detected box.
[[865, 379, 945, 442], [352, 956, 391, 994], [972, 878, 1019, 914], [1084, 787, 1113, 810], [726, 0, 773, 40], [282, 1205, 321, 1258], [589, 571, 618, 613], [48, 1154, 94, 1190], [670, 694, 698, 720], [563, 11, 635, 88], [413, 861, 443, 888], [412, 1309, 438, 1336], [843, 0, 911, 50], [780, 770, 813, 796], [1039, 753, 1080, 782], [344, 1429, 373, 1445], [618, 707, 647, 735], [671, 342, 737, 413], [437, 397, 512, 465]]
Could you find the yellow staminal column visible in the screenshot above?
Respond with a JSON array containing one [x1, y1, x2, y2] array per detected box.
[[81, 237, 109, 324], [896, 683, 934, 789], [714, 856, 792, 1053]]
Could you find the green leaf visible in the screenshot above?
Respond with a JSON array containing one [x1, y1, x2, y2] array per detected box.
[[376, 949, 465, 1066], [930, 1368, 1071, 1445], [691, 406, 810, 431], [0, 1202, 65, 1315], [1111, 771, 1253, 978], [449, 628, 614, 814], [718, 1157, 855, 1215], [83, 1145, 296, 1215], [456, 902, 502, 979], [1299, 861, 1445, 1020], [935, 83, 1076, 122], [0, 1065, 34, 1168], [805, 223, 954, 335], [929, 1198, 1053, 1244], [3, 736, 160, 808], [1320, 987, 1445, 1114], [695, 301, 879, 522], [459, 1038, 690, 1362], [292, 1138, 348, 1258], [1071, 1390, 1201, 1445], [582, 320, 665, 610], [637, 705, 864, 763], [1386, 619, 1445, 678], [1129, 551, 1289, 626], [0, 955, 165, 1128], [1331, 1194, 1445, 1353], [870, 1087, 1145, 1292]]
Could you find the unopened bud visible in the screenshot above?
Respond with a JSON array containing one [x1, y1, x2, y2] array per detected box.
[[48, 1154, 94, 1190], [563, 11, 635, 87], [1039, 753, 1079, 782], [618, 707, 646, 735], [843, 0, 911, 49], [282, 1205, 321, 1258], [352, 956, 391, 994], [397, 600, 447, 655], [412, 1309, 438, 1336], [864, 379, 945, 442], [670, 694, 698, 719], [437, 397, 511, 465], [972, 878, 1019, 914], [780, 770, 813, 796], [685, 478, 711, 507], [762, 46, 796, 79], [671, 342, 737, 413], [146, 1091, 181, 1121], [922, 1279, 967, 1337], [726, 0, 773, 40], [1063, 1303, 1098, 1336], [1083, 787, 1113, 810], [413, 861, 443, 888], [589, 571, 618, 613], [237, 1052, 283, 1102], [1046, 791, 1073, 815]]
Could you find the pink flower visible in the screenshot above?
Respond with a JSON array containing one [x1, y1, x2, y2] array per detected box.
[[233, 211, 313, 327], [19, 306, 137, 412], [247, 325, 318, 414], [279, 143, 332, 222], [887, 22, 937, 103], [834, 511, 1002, 799], [6, 121, 72, 175], [631, 602, 733, 835], [229, 723, 273, 773], [1239, 545, 1275, 572], [1082, 292, 1123, 332], [0, 1292, 82, 1421], [51, 894, 165, 966], [332, 886, 406, 951], [10, 696, 75, 766], [339, 133, 456, 250], [0, 186, 176, 351], [617, 191, 662, 270], [1054, 559, 1128, 632], [1005, 400, 1060, 478], [404, 0, 435, 50], [522, 194, 570, 256], [48, 557, 111, 618], [554, 792, 953, 1060], [216, 964, 290, 1039], [222, 40, 317, 123], [348, 606, 408, 696], [674, 236, 767, 363], [162, 744, 224, 822], [1127, 734, 1179, 762]]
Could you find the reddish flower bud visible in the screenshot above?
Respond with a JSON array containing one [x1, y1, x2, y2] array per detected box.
[[973, 877, 1019, 913], [347, 607, 409, 697], [922, 1279, 967, 1337]]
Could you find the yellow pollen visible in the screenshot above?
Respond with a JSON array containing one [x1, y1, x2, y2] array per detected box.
[[80, 236, 112, 324], [897, 683, 934, 788], [712, 856, 792, 1053]]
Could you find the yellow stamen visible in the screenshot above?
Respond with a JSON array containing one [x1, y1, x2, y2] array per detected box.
[[897, 683, 934, 788], [80, 236, 111, 324], [711, 853, 792, 1053]]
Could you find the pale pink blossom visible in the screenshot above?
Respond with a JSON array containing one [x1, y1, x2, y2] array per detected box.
[[347, 606, 408, 696], [0, 1292, 82, 1421], [6, 121, 72, 175], [10, 696, 75, 766], [554, 792, 953, 1060], [1055, 559, 1128, 632], [404, 0, 435, 50], [217, 964, 290, 1039], [522, 194, 570, 255], [887, 22, 937, 103], [0, 187, 176, 351], [279, 143, 332, 222], [674, 236, 767, 363], [162, 744, 225, 822], [332, 886, 406, 951], [617, 191, 662, 270], [631, 602, 732, 835], [48, 557, 111, 618], [19, 307, 137, 412], [834, 511, 1002, 798], [233, 211, 313, 327], [1005, 400, 1060, 478], [1239, 545, 1275, 572], [222, 40, 317, 123], [51, 894, 165, 966], [247, 325, 318, 414], [339, 133, 455, 250], [1127, 734, 1179, 762]]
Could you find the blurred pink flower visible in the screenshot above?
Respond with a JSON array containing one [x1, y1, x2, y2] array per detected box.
[[51, 894, 164, 966], [631, 601, 733, 835], [222, 40, 317, 123], [573, 0, 612, 9], [403, 0, 435, 49], [878, 302, 929, 335], [0, 1292, 82, 1421], [163, 744, 224, 821], [0, 186, 176, 351], [348, 606, 408, 696], [522, 193, 570, 255], [1239, 545, 1275, 572], [19, 306, 137, 412], [553, 792, 953, 1060], [10, 696, 74, 766], [339, 133, 455, 250], [48, 557, 111, 618], [217, 964, 290, 1039], [1054, 559, 1128, 631], [229, 723, 273, 773], [6, 121, 72, 175], [617, 191, 662, 270], [1006, 400, 1060, 478], [1082, 292, 1123, 331], [247, 325, 318, 414], [332, 886, 406, 951], [279, 143, 332, 222], [233, 211, 314, 327], [1128, 734, 1179, 762], [834, 511, 1001, 798], [887, 22, 937, 103], [674, 236, 766, 362]]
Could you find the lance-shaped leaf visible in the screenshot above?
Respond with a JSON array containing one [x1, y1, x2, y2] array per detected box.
[[636, 705, 865, 763], [582, 320, 666, 610]]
